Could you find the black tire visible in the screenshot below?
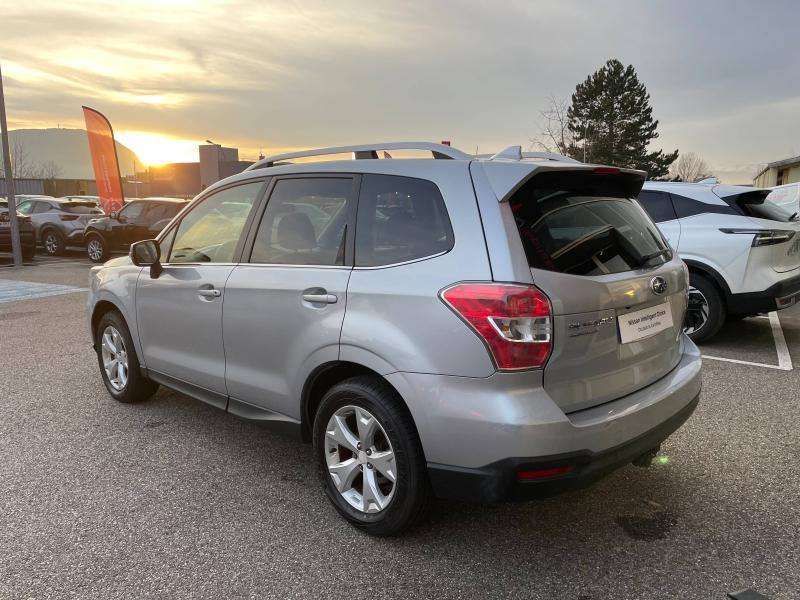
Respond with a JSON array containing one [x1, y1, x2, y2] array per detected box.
[[86, 233, 108, 263], [685, 272, 726, 343], [41, 228, 65, 256], [312, 376, 430, 536], [95, 310, 158, 403]]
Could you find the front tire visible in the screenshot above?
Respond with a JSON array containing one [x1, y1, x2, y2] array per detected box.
[[95, 310, 158, 403], [42, 229, 65, 256], [313, 376, 430, 536], [86, 233, 108, 263], [684, 273, 726, 343]]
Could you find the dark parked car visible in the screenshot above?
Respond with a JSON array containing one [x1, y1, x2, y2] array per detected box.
[[0, 207, 36, 261], [17, 198, 104, 255], [84, 197, 188, 262]]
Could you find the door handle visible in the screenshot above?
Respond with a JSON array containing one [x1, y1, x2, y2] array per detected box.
[[198, 288, 221, 298], [302, 292, 337, 304]]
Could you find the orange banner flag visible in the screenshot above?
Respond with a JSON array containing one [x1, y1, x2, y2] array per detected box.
[[82, 106, 124, 214]]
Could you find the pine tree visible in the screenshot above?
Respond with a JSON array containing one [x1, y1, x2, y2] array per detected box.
[[565, 59, 678, 178]]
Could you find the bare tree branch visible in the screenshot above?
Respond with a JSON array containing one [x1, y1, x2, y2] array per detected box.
[[531, 95, 574, 155], [669, 152, 712, 182]]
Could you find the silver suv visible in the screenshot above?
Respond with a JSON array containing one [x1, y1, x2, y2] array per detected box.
[[16, 197, 103, 255], [88, 142, 702, 535]]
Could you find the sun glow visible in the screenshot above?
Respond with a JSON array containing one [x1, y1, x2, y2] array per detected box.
[[115, 131, 202, 167]]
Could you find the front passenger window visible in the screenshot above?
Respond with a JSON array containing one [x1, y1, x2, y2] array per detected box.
[[169, 181, 262, 263]]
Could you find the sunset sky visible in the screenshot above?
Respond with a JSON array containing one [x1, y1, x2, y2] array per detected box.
[[1, 0, 798, 182]]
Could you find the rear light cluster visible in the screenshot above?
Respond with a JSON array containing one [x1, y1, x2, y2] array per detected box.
[[719, 228, 796, 247], [59, 214, 80, 221], [440, 283, 552, 370]]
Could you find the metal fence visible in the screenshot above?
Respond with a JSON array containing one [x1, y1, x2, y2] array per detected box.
[[0, 178, 45, 196]]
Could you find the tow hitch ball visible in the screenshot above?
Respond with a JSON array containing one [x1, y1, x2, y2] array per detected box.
[[632, 446, 660, 468]]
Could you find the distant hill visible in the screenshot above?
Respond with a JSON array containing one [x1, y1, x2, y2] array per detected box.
[[1, 128, 142, 179]]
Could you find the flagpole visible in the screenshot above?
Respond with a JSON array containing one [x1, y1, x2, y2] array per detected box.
[[0, 64, 23, 267]]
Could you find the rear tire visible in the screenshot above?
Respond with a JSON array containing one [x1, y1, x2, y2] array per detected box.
[[86, 233, 108, 263], [684, 273, 725, 343], [42, 228, 65, 256], [95, 310, 158, 403], [313, 376, 430, 536]]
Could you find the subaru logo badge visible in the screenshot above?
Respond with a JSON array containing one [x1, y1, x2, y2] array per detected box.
[[650, 276, 667, 296]]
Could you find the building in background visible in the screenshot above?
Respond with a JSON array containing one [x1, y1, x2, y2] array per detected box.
[[754, 155, 800, 187], [2, 143, 254, 201], [199, 144, 253, 190]]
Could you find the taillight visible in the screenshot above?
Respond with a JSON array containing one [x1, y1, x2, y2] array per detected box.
[[719, 228, 796, 247], [440, 283, 552, 370], [59, 214, 80, 221]]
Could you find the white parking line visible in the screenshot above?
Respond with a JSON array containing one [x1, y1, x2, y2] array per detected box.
[[703, 311, 793, 371], [769, 311, 793, 370]]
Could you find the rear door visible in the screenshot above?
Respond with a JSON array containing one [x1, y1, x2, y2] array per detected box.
[[506, 170, 687, 414], [222, 175, 356, 419], [136, 180, 265, 405]]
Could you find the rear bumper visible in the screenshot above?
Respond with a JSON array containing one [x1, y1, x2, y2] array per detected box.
[[385, 335, 702, 503], [0, 229, 35, 251], [727, 272, 800, 314], [427, 393, 699, 502], [65, 229, 85, 243]]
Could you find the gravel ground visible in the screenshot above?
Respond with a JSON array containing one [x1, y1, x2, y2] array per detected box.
[[1, 259, 798, 599]]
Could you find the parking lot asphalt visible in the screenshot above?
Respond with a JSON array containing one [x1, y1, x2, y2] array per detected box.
[[1, 256, 799, 599]]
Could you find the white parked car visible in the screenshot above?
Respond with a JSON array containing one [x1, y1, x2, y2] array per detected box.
[[638, 182, 800, 342]]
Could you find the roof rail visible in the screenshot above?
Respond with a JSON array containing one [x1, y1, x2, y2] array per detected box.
[[244, 141, 471, 171]]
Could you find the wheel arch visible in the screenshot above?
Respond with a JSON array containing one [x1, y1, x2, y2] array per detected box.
[[682, 259, 731, 307], [300, 361, 416, 444], [91, 300, 121, 345]]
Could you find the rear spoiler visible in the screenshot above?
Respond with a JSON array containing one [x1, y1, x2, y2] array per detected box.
[[478, 162, 647, 203]]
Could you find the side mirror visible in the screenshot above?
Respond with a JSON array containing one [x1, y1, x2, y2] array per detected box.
[[130, 239, 163, 278], [110, 210, 119, 219]]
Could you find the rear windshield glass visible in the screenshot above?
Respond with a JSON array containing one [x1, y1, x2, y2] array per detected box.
[[510, 177, 670, 276], [727, 190, 798, 223], [62, 202, 102, 214]]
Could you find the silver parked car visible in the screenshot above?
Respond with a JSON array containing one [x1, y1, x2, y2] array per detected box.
[[17, 197, 103, 255], [88, 142, 702, 535]]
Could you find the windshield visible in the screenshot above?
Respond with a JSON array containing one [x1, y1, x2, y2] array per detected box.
[[511, 188, 670, 276]]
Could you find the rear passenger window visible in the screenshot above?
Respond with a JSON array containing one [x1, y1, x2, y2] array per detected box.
[[637, 191, 677, 223], [250, 177, 353, 266], [355, 174, 453, 267]]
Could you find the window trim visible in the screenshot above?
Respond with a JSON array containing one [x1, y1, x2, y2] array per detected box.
[[242, 173, 360, 268], [157, 177, 270, 266]]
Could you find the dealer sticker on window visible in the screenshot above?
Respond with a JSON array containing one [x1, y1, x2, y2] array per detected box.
[[618, 300, 674, 344]]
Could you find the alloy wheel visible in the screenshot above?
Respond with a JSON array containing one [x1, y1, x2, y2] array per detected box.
[[44, 233, 59, 255], [324, 405, 397, 514], [684, 285, 709, 335], [100, 325, 129, 391], [88, 238, 104, 262]]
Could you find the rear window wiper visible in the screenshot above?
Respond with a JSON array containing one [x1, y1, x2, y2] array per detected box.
[[639, 248, 671, 266]]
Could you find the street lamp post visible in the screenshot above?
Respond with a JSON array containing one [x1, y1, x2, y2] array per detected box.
[[0, 64, 22, 268]]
